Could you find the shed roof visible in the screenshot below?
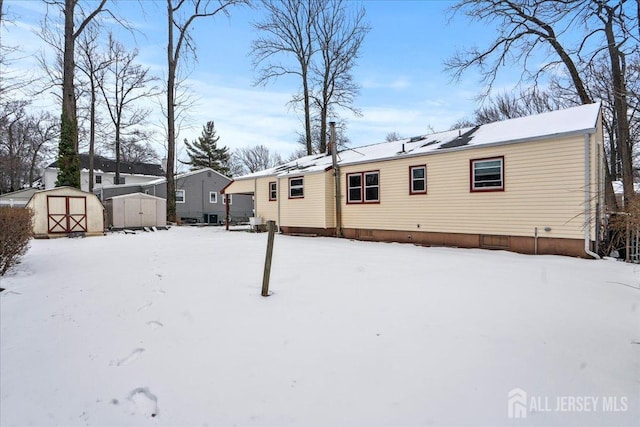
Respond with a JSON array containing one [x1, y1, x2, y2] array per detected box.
[[235, 103, 601, 180], [106, 192, 165, 201]]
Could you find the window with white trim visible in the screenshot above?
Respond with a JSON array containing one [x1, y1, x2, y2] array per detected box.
[[222, 194, 233, 205], [289, 177, 304, 198], [471, 157, 504, 191], [409, 165, 426, 194], [95, 175, 102, 184], [175, 189, 185, 203], [209, 191, 218, 203], [269, 181, 277, 201], [347, 171, 379, 203]]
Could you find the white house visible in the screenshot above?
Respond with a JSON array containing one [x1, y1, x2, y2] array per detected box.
[[43, 154, 165, 192]]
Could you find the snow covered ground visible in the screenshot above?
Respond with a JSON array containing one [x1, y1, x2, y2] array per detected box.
[[1, 227, 638, 427]]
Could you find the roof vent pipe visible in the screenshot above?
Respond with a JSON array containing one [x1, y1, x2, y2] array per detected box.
[[330, 121, 342, 238]]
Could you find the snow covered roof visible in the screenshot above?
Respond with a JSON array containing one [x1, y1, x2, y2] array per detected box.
[[235, 103, 601, 180], [99, 177, 166, 190], [176, 167, 231, 181]]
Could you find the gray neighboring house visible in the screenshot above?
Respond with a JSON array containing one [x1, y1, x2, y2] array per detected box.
[[175, 168, 253, 224], [96, 178, 167, 201], [96, 167, 253, 224]]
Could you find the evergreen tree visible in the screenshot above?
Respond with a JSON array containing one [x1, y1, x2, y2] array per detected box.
[[55, 113, 80, 188], [184, 121, 230, 175]]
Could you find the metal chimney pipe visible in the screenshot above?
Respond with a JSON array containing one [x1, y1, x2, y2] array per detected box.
[[330, 122, 342, 237]]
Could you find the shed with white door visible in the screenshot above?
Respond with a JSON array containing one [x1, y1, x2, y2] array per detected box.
[[26, 186, 105, 238], [105, 192, 166, 229]]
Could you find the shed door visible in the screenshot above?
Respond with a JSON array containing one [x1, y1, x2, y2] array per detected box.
[[139, 199, 156, 227], [124, 199, 142, 228], [123, 198, 157, 227], [47, 195, 87, 233]]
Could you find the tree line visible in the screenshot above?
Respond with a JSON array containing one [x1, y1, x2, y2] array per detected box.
[[2, 0, 638, 221]]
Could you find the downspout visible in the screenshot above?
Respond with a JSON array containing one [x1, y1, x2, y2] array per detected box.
[[330, 121, 342, 237], [584, 133, 600, 259], [277, 177, 281, 232]]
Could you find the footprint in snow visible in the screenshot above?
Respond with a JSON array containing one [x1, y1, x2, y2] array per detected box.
[[110, 348, 145, 367], [146, 320, 164, 330], [127, 387, 159, 418], [137, 301, 153, 312]]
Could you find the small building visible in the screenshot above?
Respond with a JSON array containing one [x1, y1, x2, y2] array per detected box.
[[224, 103, 604, 258], [43, 154, 165, 192], [104, 193, 166, 229], [0, 188, 39, 208], [26, 187, 105, 238]]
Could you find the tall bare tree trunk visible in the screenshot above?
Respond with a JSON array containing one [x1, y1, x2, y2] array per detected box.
[[166, 1, 176, 222], [602, 5, 633, 206]]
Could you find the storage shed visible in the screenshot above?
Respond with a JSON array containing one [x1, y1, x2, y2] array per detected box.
[[26, 187, 105, 238], [105, 192, 166, 229]]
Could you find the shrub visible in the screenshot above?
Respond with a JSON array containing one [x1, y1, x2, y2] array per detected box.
[[0, 207, 34, 276]]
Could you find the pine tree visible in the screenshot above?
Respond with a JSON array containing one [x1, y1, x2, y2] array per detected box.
[[184, 121, 231, 175]]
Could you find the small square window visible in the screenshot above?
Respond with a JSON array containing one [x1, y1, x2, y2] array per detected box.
[[176, 189, 185, 203], [209, 191, 218, 203], [289, 177, 304, 198], [269, 182, 277, 201], [409, 165, 427, 194], [471, 157, 504, 191], [95, 175, 102, 184], [222, 194, 233, 205]]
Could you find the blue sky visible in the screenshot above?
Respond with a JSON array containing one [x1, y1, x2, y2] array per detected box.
[[3, 0, 520, 162]]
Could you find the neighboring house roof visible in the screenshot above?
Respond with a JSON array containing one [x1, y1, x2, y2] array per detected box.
[[176, 167, 231, 181], [0, 188, 39, 206], [235, 103, 601, 180], [47, 154, 165, 177], [99, 177, 167, 191]]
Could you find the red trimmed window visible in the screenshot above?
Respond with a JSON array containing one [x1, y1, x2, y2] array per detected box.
[[409, 165, 427, 194], [347, 171, 379, 203], [289, 177, 304, 198], [471, 156, 504, 191], [269, 181, 277, 201]]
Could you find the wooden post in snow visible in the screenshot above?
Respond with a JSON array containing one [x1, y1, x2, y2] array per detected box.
[[225, 193, 230, 231], [261, 220, 276, 297]]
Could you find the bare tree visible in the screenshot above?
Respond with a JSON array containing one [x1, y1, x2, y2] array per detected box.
[[385, 132, 403, 142], [0, 104, 57, 192], [119, 136, 159, 164], [311, 0, 368, 153], [252, 0, 369, 155], [53, 0, 108, 188], [166, 0, 247, 222], [446, 0, 639, 210], [252, 0, 319, 156], [233, 144, 283, 175], [98, 33, 158, 186], [77, 24, 111, 192]]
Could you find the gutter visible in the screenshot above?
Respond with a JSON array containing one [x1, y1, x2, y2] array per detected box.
[[584, 133, 600, 259]]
